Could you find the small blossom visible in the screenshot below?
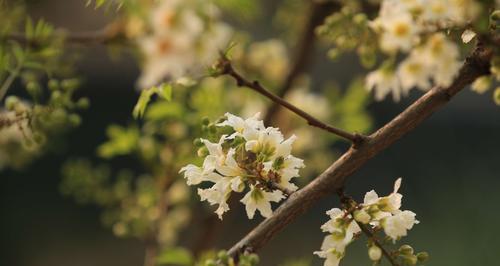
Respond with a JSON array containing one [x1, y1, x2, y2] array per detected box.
[[368, 245, 383, 261], [137, 1, 232, 88], [366, 68, 401, 101], [382, 210, 419, 240], [240, 186, 285, 219], [315, 208, 361, 265], [379, 13, 419, 53]]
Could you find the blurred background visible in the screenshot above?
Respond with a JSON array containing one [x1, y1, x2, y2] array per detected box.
[[1, 1, 499, 266]]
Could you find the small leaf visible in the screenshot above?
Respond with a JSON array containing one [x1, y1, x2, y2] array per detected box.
[[156, 83, 172, 101], [145, 102, 183, 121], [133, 88, 154, 119], [156, 247, 193, 266], [25, 17, 34, 39]]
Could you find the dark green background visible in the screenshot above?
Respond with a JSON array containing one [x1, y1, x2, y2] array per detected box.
[[1, 1, 499, 265]]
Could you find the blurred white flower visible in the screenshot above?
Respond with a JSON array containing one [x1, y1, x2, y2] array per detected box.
[[247, 39, 290, 82], [137, 1, 232, 89], [366, 68, 401, 101]]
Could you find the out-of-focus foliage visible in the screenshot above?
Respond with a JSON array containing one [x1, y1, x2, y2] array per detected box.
[[59, 0, 374, 258], [0, 1, 87, 170], [3, 0, 498, 265]]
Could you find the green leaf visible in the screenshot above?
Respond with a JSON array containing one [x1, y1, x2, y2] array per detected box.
[[132, 88, 155, 119], [95, 0, 107, 8], [25, 17, 34, 39], [156, 83, 172, 101], [145, 101, 183, 121], [157, 247, 193, 266], [133, 83, 172, 119], [97, 125, 139, 158]]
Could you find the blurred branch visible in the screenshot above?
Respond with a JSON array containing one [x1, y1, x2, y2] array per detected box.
[[2, 23, 125, 46], [263, 1, 340, 125], [216, 57, 366, 144], [226, 38, 494, 259]]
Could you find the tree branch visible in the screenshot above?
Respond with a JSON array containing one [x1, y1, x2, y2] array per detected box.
[[263, 1, 340, 125], [2, 23, 124, 46], [217, 58, 366, 144], [226, 41, 493, 258]]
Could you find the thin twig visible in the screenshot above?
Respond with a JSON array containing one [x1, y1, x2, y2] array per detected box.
[[263, 1, 340, 125], [217, 57, 366, 144], [356, 221, 399, 266], [226, 39, 493, 259]]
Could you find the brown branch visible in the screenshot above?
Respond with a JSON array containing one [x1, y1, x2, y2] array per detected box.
[[263, 1, 340, 125], [217, 58, 366, 144], [226, 40, 493, 258]]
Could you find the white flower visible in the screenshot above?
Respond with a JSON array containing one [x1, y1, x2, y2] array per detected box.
[[397, 50, 432, 92], [217, 112, 264, 139], [182, 113, 304, 219], [137, 1, 232, 88], [314, 236, 344, 266], [382, 210, 419, 240], [421, 33, 461, 87], [360, 178, 404, 224], [198, 175, 245, 219], [379, 13, 419, 53], [247, 39, 290, 82], [240, 186, 285, 219], [273, 155, 304, 192], [179, 164, 219, 185], [366, 68, 402, 101], [287, 88, 330, 121], [315, 208, 360, 266], [245, 127, 296, 161]]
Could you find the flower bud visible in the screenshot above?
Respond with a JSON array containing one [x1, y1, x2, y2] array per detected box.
[[353, 209, 371, 224], [197, 147, 208, 157], [368, 245, 382, 261], [399, 244, 414, 255], [5, 96, 19, 110], [494, 87, 500, 106], [471, 76, 492, 94], [48, 79, 59, 91], [402, 254, 418, 265], [417, 252, 429, 262], [76, 98, 90, 109], [193, 138, 203, 147], [491, 10, 500, 21]]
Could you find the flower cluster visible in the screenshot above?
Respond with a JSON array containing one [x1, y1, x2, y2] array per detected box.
[[366, 0, 480, 101], [137, 0, 232, 89], [180, 113, 304, 219], [315, 178, 424, 266]]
